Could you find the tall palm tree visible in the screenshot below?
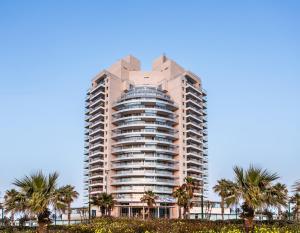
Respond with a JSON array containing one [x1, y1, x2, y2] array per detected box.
[[58, 185, 79, 225], [268, 182, 288, 219], [183, 177, 197, 198], [225, 165, 287, 232], [140, 190, 158, 219], [91, 192, 116, 216], [4, 171, 67, 233], [293, 180, 300, 192], [213, 179, 235, 220], [105, 194, 116, 216], [291, 181, 300, 221], [4, 189, 21, 225], [290, 193, 300, 221], [182, 177, 198, 219], [172, 186, 189, 219]]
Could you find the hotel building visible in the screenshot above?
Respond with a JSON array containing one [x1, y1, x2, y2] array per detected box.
[[84, 55, 208, 218]]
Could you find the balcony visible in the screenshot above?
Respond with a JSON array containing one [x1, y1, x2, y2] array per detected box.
[[89, 112, 104, 122], [186, 121, 203, 131], [113, 98, 178, 111], [90, 82, 105, 94], [111, 170, 174, 178], [113, 106, 174, 116], [118, 89, 173, 103], [89, 157, 104, 165], [90, 188, 104, 194], [113, 184, 173, 194], [111, 178, 176, 186], [89, 120, 104, 129], [112, 114, 177, 125], [89, 165, 103, 172], [112, 129, 178, 139], [111, 153, 174, 162], [113, 121, 174, 131], [89, 172, 104, 179], [89, 150, 104, 157], [111, 162, 178, 170], [112, 145, 178, 155], [89, 106, 105, 115], [90, 88, 105, 101], [90, 97, 105, 109], [89, 135, 104, 143], [89, 127, 104, 136], [187, 158, 203, 166], [89, 142, 103, 150], [187, 143, 203, 152], [186, 113, 203, 124], [187, 150, 204, 159], [113, 137, 174, 146], [186, 98, 202, 106]]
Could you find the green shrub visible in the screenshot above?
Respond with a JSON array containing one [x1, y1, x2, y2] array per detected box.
[[1, 218, 300, 233]]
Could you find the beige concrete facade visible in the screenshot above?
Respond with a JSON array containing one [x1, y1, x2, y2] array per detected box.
[[84, 55, 208, 218]]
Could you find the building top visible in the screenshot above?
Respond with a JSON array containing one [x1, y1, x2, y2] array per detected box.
[[92, 55, 202, 88]]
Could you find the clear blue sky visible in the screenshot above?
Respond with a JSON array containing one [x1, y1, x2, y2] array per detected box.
[[0, 1, 299, 205]]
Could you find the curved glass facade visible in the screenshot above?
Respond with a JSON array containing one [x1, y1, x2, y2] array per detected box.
[[111, 86, 178, 203]]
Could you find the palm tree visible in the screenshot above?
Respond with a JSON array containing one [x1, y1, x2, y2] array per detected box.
[[4, 171, 67, 233], [213, 179, 235, 220], [105, 194, 116, 216], [268, 182, 288, 219], [290, 193, 300, 221], [291, 181, 300, 221], [183, 177, 199, 219], [58, 185, 79, 225], [172, 186, 189, 219], [91, 192, 116, 216], [183, 177, 197, 198], [140, 190, 158, 219], [225, 165, 287, 232], [293, 180, 300, 192], [4, 189, 20, 225]]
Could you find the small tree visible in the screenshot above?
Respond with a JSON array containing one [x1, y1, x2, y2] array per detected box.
[[4, 189, 20, 226], [4, 171, 69, 233], [292, 180, 300, 221], [59, 185, 79, 225], [213, 179, 235, 220], [140, 190, 158, 219], [91, 192, 116, 216], [172, 186, 189, 219], [290, 193, 300, 221], [225, 165, 287, 232]]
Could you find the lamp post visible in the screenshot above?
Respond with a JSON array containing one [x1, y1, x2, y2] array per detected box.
[[200, 194, 204, 220], [288, 201, 291, 221], [88, 187, 91, 223]]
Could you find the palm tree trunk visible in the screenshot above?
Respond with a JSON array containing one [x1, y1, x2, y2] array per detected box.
[[68, 203, 71, 225], [10, 212, 14, 226], [37, 222, 47, 233], [147, 207, 150, 219], [178, 206, 182, 219], [108, 208, 111, 216], [183, 207, 187, 219], [244, 217, 254, 233]]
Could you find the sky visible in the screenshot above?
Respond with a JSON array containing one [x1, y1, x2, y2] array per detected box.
[[0, 0, 299, 206]]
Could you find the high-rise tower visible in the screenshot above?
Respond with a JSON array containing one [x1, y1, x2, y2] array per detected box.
[[84, 55, 208, 218]]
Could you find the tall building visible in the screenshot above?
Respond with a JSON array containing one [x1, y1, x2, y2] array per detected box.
[[84, 55, 208, 218]]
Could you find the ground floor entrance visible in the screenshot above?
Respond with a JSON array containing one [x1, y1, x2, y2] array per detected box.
[[118, 205, 173, 219]]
